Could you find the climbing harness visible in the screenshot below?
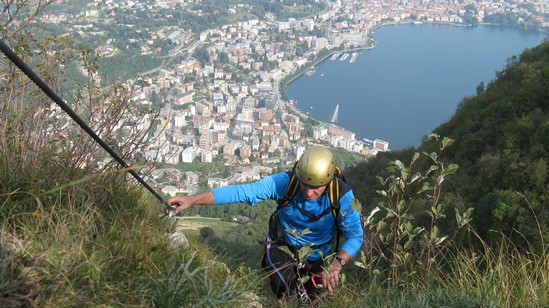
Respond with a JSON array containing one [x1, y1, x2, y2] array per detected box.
[[264, 167, 348, 302], [265, 235, 292, 298]]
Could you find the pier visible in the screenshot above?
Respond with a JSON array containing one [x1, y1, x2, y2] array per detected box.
[[350, 52, 359, 63]]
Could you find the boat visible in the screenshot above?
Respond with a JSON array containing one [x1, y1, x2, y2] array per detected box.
[[304, 68, 316, 76]]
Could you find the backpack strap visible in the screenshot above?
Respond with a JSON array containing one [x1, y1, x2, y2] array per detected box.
[[277, 171, 300, 210], [270, 166, 346, 253], [328, 168, 342, 252], [328, 167, 342, 212]]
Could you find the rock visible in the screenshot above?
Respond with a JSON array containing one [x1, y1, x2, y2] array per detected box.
[[168, 230, 189, 249]]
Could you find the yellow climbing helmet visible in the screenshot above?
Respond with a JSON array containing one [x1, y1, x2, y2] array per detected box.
[[295, 146, 336, 187]]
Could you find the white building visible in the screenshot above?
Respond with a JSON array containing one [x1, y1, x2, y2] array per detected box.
[[201, 150, 213, 163], [182, 147, 198, 163], [374, 139, 389, 151]]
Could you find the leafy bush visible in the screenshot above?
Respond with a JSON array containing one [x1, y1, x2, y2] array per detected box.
[[356, 134, 473, 291]]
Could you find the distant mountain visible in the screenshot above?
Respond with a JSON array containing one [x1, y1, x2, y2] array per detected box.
[[347, 40, 548, 252]]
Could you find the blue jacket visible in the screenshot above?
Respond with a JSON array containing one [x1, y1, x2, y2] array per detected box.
[[211, 172, 364, 261]]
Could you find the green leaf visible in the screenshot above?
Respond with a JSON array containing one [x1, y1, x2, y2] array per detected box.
[[351, 199, 363, 213], [442, 163, 459, 176], [299, 275, 310, 285], [409, 172, 422, 184], [437, 175, 445, 185], [464, 207, 474, 217], [298, 245, 313, 261], [436, 203, 445, 216], [456, 207, 474, 228], [405, 222, 413, 234], [396, 200, 405, 212], [435, 236, 448, 245], [418, 182, 430, 194], [441, 137, 454, 149], [394, 160, 405, 170], [430, 226, 439, 241], [376, 176, 386, 185], [354, 261, 368, 269], [365, 207, 381, 226], [404, 240, 412, 250], [414, 227, 424, 235], [411, 152, 420, 164], [426, 165, 439, 176], [376, 190, 387, 197], [376, 220, 386, 232]]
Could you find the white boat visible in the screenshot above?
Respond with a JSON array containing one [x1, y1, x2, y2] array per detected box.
[[304, 69, 316, 76]]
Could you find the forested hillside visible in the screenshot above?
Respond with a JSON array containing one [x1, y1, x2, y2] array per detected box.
[[346, 40, 548, 253]]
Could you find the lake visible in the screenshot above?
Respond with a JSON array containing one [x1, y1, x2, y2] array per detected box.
[[286, 24, 547, 150]]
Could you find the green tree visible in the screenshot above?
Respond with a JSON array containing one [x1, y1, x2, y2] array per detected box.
[[193, 47, 210, 66]]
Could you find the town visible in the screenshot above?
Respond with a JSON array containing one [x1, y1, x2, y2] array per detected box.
[[38, 0, 548, 196]]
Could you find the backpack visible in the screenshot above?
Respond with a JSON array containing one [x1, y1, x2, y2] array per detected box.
[[267, 166, 347, 258]]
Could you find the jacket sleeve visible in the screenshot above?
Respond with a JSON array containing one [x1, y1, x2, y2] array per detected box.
[[211, 172, 289, 205], [338, 190, 364, 258]]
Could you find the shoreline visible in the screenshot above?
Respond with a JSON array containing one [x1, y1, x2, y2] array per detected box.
[[279, 21, 547, 99], [278, 22, 546, 149]]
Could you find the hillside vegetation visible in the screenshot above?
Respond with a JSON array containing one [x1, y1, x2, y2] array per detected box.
[[347, 40, 548, 254], [1, 26, 547, 308]]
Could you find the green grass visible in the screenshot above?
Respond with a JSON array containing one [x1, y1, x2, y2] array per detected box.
[[0, 183, 261, 306]]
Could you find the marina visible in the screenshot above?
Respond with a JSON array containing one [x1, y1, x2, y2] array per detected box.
[[330, 51, 359, 63], [304, 68, 316, 76]]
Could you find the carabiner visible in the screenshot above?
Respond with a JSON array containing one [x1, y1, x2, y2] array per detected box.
[[297, 285, 309, 303], [166, 205, 177, 218], [311, 273, 324, 289], [165, 205, 177, 231]]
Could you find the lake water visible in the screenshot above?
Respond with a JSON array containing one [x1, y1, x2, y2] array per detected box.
[[286, 24, 547, 150]]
